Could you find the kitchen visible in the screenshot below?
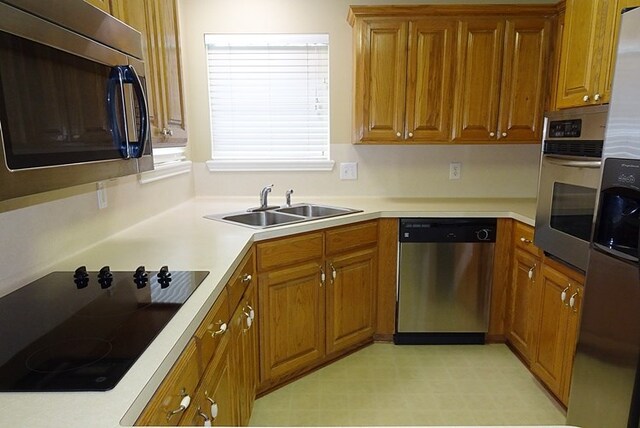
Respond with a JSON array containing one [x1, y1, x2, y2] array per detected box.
[[0, 0, 635, 427]]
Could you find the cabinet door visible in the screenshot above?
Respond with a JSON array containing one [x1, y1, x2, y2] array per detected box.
[[561, 282, 583, 405], [259, 261, 325, 384], [84, 0, 111, 13], [326, 247, 377, 356], [498, 18, 550, 142], [506, 248, 539, 363], [530, 263, 573, 399], [453, 18, 504, 142], [555, 0, 604, 108], [354, 19, 408, 143], [405, 19, 456, 142], [180, 335, 235, 427], [111, 0, 160, 137], [237, 281, 259, 425]]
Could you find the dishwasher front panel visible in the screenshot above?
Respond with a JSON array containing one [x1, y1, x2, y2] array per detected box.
[[397, 242, 495, 335]]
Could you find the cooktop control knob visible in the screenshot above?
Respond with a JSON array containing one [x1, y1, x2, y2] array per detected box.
[[98, 266, 113, 289], [157, 265, 172, 289], [476, 229, 491, 241], [133, 266, 149, 289], [74, 266, 90, 289]]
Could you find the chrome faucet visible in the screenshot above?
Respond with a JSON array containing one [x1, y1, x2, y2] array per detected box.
[[259, 184, 274, 210], [285, 189, 294, 207]]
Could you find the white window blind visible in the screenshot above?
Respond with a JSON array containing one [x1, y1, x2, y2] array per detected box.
[[205, 34, 332, 171]]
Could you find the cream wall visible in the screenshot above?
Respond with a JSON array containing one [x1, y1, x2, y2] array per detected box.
[[180, 0, 553, 198]]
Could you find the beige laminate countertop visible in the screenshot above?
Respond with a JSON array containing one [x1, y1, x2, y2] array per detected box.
[[0, 196, 554, 428]]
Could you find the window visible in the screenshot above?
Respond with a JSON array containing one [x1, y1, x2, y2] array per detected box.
[[204, 34, 332, 171]]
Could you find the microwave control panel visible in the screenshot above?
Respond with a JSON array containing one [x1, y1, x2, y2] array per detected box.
[[548, 119, 582, 138]]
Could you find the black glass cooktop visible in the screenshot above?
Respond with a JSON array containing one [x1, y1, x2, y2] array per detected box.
[[0, 267, 208, 392]]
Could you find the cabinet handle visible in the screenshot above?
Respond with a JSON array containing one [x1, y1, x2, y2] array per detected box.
[[209, 320, 227, 337], [501, 132, 507, 137], [196, 406, 211, 424], [330, 263, 337, 284], [166, 389, 191, 421], [241, 273, 252, 284], [583, 95, 590, 102], [246, 304, 255, 321], [408, 132, 414, 138], [569, 290, 579, 312], [320, 267, 325, 287], [489, 132, 495, 137], [561, 286, 570, 306], [594, 93, 601, 102], [528, 265, 535, 280], [520, 237, 532, 244], [205, 392, 219, 419], [396, 132, 402, 137]]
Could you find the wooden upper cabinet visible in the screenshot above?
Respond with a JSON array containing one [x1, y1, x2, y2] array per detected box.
[[112, 0, 187, 146], [406, 19, 457, 142], [349, 5, 554, 144], [498, 18, 551, 142], [453, 19, 504, 142], [555, 0, 605, 108], [354, 19, 408, 143]]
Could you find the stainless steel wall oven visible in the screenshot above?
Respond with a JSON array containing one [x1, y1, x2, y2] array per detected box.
[[534, 106, 608, 272], [0, 0, 152, 202]]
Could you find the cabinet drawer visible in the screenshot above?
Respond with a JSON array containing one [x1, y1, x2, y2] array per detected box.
[[194, 289, 230, 370], [136, 339, 201, 426], [257, 232, 323, 271], [227, 249, 255, 311], [325, 221, 378, 256], [513, 221, 541, 256]]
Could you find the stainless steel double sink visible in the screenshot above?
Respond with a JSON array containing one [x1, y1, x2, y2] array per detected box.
[[205, 204, 362, 229]]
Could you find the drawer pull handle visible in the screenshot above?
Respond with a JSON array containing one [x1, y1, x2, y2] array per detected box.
[[520, 237, 532, 244], [241, 273, 252, 284], [210, 321, 227, 337], [166, 390, 191, 421]]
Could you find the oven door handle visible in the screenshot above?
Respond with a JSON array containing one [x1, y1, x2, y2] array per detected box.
[[544, 156, 602, 169]]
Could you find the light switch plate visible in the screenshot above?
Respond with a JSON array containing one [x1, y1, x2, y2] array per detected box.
[[340, 162, 358, 180]]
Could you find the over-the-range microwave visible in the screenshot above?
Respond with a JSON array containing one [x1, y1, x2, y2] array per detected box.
[[0, 0, 153, 203]]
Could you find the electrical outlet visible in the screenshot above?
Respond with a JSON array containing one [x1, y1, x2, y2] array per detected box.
[[340, 162, 358, 180], [449, 162, 462, 180], [97, 181, 108, 209]]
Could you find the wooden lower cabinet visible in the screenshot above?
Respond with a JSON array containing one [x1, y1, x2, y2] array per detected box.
[[258, 221, 378, 390], [530, 260, 584, 406], [259, 260, 326, 384], [326, 247, 377, 356], [180, 334, 235, 426], [506, 248, 540, 363]]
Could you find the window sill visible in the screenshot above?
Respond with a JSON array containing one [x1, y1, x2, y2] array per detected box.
[[206, 159, 335, 172], [139, 160, 192, 184]]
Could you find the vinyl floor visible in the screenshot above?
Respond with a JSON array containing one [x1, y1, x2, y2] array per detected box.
[[249, 343, 567, 426]]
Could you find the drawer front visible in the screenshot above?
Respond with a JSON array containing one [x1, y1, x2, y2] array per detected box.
[[257, 232, 323, 271], [194, 288, 230, 369], [325, 221, 378, 256], [137, 339, 201, 426], [228, 249, 256, 311], [514, 221, 541, 256]]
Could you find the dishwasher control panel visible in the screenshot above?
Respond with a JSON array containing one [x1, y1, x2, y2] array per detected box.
[[399, 218, 497, 243]]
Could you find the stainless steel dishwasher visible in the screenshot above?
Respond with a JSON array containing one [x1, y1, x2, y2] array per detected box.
[[395, 218, 496, 344]]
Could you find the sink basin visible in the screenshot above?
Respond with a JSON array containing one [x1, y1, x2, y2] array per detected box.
[[207, 211, 306, 228], [275, 204, 359, 218], [205, 203, 362, 229]]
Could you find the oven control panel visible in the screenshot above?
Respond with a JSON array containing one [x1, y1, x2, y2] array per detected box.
[[548, 118, 582, 138]]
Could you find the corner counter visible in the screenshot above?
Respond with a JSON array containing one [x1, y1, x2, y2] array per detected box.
[[0, 196, 538, 428]]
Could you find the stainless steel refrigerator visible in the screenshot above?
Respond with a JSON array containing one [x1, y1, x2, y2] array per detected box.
[[566, 7, 640, 428]]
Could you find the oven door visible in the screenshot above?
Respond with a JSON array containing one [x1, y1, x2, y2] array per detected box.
[[534, 155, 601, 271]]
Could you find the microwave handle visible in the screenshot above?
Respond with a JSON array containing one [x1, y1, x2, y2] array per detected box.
[[107, 66, 130, 158], [120, 65, 149, 158], [545, 156, 602, 169]]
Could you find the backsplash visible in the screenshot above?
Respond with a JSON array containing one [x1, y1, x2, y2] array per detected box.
[[0, 173, 194, 298]]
